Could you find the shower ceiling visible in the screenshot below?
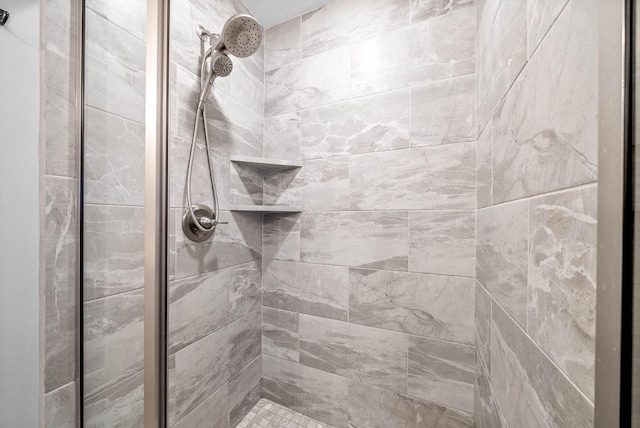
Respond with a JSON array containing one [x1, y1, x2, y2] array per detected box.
[[242, 0, 334, 28]]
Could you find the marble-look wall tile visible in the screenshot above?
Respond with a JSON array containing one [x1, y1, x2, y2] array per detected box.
[[476, 0, 527, 132], [229, 261, 262, 322], [476, 282, 492, 370], [230, 56, 265, 117], [168, 269, 230, 354], [527, 0, 569, 57], [262, 169, 303, 207], [44, 176, 77, 392], [84, 290, 144, 397], [174, 210, 262, 279], [263, 214, 301, 262], [476, 201, 528, 327], [299, 157, 350, 210], [299, 315, 408, 393], [301, 0, 409, 58], [262, 354, 348, 427], [476, 119, 493, 208], [84, 107, 145, 206], [265, 48, 350, 117], [85, 9, 145, 123], [300, 89, 410, 159], [84, 371, 144, 428], [263, 260, 349, 321], [264, 113, 301, 161], [350, 144, 476, 211], [411, 0, 475, 24], [229, 356, 262, 426], [475, 358, 505, 428], [408, 336, 475, 413], [350, 6, 475, 98], [492, 0, 597, 203], [173, 384, 229, 428], [83, 205, 145, 300], [263, 307, 300, 362], [491, 304, 593, 428], [528, 185, 597, 400], [86, 0, 146, 42], [349, 269, 475, 344], [230, 162, 264, 206], [410, 75, 475, 147], [301, 211, 409, 271], [408, 210, 475, 277], [477, 0, 501, 59], [265, 17, 301, 71], [416, 403, 475, 428], [44, 382, 76, 428], [228, 310, 262, 378]]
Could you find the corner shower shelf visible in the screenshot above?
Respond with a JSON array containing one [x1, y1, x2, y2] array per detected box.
[[230, 155, 302, 170], [230, 205, 302, 213]]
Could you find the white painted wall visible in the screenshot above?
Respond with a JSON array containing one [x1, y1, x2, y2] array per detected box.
[[0, 0, 41, 426]]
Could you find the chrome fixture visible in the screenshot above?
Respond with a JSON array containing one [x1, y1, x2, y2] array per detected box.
[[182, 14, 263, 242], [0, 9, 9, 26]]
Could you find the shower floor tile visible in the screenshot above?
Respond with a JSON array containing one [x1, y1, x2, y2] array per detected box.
[[237, 398, 333, 428]]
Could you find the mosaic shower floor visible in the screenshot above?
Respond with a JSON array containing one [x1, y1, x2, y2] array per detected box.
[[238, 398, 333, 428]]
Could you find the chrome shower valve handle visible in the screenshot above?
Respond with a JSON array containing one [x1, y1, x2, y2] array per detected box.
[[182, 204, 227, 242]]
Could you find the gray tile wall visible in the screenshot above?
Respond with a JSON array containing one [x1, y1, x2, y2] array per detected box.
[[474, 1, 597, 428], [261, 0, 478, 426]]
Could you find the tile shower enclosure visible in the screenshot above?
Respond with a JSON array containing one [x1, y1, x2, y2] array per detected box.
[[40, 0, 598, 426]]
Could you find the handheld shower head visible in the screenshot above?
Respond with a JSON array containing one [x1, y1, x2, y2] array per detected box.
[[215, 14, 263, 58]]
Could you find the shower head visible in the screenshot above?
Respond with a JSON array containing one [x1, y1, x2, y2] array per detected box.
[[211, 52, 233, 77], [215, 14, 263, 58]]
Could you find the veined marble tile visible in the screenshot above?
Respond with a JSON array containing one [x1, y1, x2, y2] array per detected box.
[[263, 214, 301, 262], [476, 201, 528, 327], [300, 89, 410, 160], [84, 290, 144, 398], [265, 17, 301, 71], [174, 210, 262, 279], [349, 269, 474, 344], [230, 162, 264, 205], [229, 356, 262, 426], [477, 119, 493, 208], [84, 205, 144, 300], [408, 210, 476, 277], [84, 371, 144, 428], [301, 211, 409, 270], [527, 0, 569, 57], [168, 269, 230, 355], [86, 0, 146, 42], [476, 282, 492, 371], [263, 260, 349, 321], [528, 185, 597, 400], [229, 261, 262, 322], [299, 157, 350, 210], [475, 358, 505, 428], [476, 0, 527, 133], [492, 0, 597, 203], [84, 106, 145, 206], [350, 144, 476, 211], [299, 315, 408, 393], [44, 176, 77, 392], [350, 5, 475, 98], [410, 75, 475, 147], [44, 0, 78, 61], [265, 48, 350, 117], [301, 0, 409, 58], [263, 307, 300, 362], [264, 113, 301, 161], [262, 169, 303, 207], [262, 354, 348, 427], [174, 384, 229, 428], [416, 404, 475, 428], [44, 382, 76, 428], [411, 0, 475, 24], [408, 336, 475, 413], [85, 9, 145, 123], [230, 56, 265, 117], [477, 0, 501, 59], [227, 310, 262, 378], [491, 304, 593, 428]]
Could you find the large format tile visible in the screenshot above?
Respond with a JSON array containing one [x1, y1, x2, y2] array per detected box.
[[528, 185, 597, 400], [476, 201, 528, 327], [173, 384, 229, 428], [86, 0, 146, 42], [410, 0, 475, 24], [475, 358, 505, 428], [44, 382, 76, 428], [230, 56, 265, 117], [84, 371, 144, 428], [527, 0, 569, 56], [230, 162, 264, 206], [301, 211, 409, 271], [476, 120, 493, 208], [229, 261, 262, 322], [476, 282, 492, 370], [227, 310, 262, 378], [229, 356, 262, 426], [300, 89, 410, 159], [299, 315, 408, 393], [350, 5, 475, 98], [492, 0, 597, 202], [491, 304, 593, 428], [262, 214, 301, 262], [263, 307, 300, 362], [264, 113, 301, 161], [408, 336, 475, 413], [301, 0, 409, 58], [349, 269, 474, 344], [408, 210, 475, 277], [263, 260, 349, 321], [350, 144, 476, 211], [265, 17, 301, 71], [410, 75, 475, 147], [262, 354, 348, 427]]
